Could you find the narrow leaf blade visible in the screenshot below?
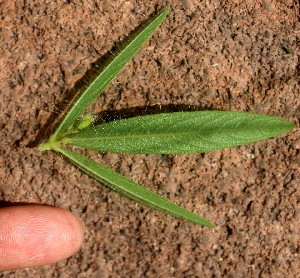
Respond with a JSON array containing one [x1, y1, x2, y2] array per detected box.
[[64, 111, 294, 154], [54, 146, 215, 228], [51, 8, 169, 141]]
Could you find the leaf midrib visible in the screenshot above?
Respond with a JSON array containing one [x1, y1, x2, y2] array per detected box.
[[54, 145, 215, 227], [51, 8, 169, 141], [65, 125, 288, 142]]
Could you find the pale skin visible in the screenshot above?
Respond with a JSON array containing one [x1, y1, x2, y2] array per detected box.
[[0, 205, 84, 271]]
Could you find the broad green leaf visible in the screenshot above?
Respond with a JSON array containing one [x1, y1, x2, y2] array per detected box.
[[54, 146, 215, 228], [50, 8, 169, 142], [63, 111, 294, 154]]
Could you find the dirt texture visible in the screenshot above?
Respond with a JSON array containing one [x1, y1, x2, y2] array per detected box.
[[1, 0, 300, 277]]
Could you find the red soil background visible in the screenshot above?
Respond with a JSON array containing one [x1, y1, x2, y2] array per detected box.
[[1, 0, 299, 277]]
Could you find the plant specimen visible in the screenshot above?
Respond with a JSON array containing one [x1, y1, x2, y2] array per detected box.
[[39, 8, 294, 228]]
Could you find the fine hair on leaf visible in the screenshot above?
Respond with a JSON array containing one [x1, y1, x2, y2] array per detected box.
[[62, 111, 294, 154], [39, 7, 295, 228]]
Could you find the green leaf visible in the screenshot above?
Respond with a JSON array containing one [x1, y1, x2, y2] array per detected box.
[[54, 146, 215, 228], [63, 111, 294, 154], [75, 114, 96, 131], [50, 8, 170, 142]]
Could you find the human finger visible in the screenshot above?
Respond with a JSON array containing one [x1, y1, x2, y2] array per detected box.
[[0, 205, 84, 271]]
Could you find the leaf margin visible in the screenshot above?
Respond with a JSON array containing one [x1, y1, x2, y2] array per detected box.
[[49, 8, 170, 143], [62, 111, 295, 154], [53, 145, 215, 228]]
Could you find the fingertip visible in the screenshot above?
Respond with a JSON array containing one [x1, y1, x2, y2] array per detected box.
[[0, 205, 84, 271]]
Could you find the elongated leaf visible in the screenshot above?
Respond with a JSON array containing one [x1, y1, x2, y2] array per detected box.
[[63, 111, 294, 154], [50, 8, 169, 142], [54, 146, 215, 227]]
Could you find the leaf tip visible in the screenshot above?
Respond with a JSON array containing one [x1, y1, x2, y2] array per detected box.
[[200, 219, 216, 229], [208, 222, 216, 229]]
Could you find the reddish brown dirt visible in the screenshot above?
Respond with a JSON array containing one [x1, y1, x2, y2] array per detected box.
[[1, 1, 299, 277]]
